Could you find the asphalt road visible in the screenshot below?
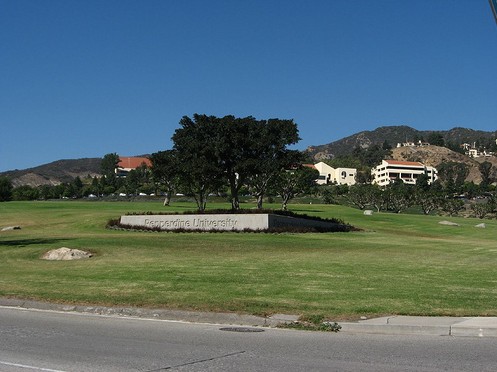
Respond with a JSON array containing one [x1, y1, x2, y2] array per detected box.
[[1, 307, 497, 371]]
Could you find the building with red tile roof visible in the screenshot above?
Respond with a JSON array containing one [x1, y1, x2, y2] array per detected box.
[[371, 159, 437, 187], [116, 156, 152, 177]]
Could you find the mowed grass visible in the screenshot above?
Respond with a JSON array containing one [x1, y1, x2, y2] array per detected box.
[[1, 199, 496, 320]]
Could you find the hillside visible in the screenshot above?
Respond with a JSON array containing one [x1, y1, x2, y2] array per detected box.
[[2, 126, 496, 188], [307, 126, 497, 160], [1, 158, 102, 187], [390, 145, 497, 184]]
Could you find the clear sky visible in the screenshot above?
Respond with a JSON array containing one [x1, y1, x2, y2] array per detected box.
[[1, 0, 496, 172]]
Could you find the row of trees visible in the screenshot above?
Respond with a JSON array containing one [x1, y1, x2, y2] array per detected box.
[[0, 115, 317, 211], [2, 114, 495, 216], [2, 170, 495, 218], [344, 181, 466, 215], [0, 158, 157, 201], [325, 176, 496, 218]]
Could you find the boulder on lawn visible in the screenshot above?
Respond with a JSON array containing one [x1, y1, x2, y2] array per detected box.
[[438, 221, 459, 226], [42, 247, 93, 261], [1, 226, 21, 231]]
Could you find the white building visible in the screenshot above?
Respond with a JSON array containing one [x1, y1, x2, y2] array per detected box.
[[313, 162, 357, 186], [371, 160, 437, 187], [462, 142, 495, 158], [396, 140, 430, 148]]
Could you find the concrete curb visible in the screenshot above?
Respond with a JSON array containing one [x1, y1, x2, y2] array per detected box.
[[0, 298, 285, 327], [451, 317, 497, 337], [339, 316, 497, 338], [340, 323, 451, 336], [2, 298, 497, 337]]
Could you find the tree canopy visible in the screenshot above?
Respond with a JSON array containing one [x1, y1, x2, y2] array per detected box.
[[0, 177, 13, 202], [149, 150, 179, 206], [171, 115, 225, 211], [101, 153, 120, 178], [168, 114, 301, 211]]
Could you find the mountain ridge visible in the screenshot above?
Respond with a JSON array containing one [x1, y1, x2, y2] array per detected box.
[[1, 158, 102, 187], [306, 125, 497, 160], [2, 126, 496, 187]]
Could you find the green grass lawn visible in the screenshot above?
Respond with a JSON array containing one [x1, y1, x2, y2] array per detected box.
[[1, 199, 496, 320]]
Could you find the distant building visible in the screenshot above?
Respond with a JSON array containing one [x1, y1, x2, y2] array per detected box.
[[116, 156, 152, 177], [396, 140, 430, 148], [462, 142, 494, 158], [312, 162, 357, 186], [371, 160, 437, 187]]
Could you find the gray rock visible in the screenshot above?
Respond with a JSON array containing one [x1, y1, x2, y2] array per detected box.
[[1, 226, 21, 231], [475, 223, 486, 228], [439, 220, 459, 226], [42, 247, 93, 261]]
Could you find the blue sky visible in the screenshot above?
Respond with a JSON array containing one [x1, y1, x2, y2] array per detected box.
[[1, 0, 496, 172]]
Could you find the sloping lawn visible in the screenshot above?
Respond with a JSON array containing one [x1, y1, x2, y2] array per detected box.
[[1, 200, 496, 319]]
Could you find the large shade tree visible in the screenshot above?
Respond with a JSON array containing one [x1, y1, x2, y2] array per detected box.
[[214, 115, 260, 210], [170, 114, 302, 211], [171, 115, 225, 211], [274, 165, 319, 211], [214, 116, 301, 210], [246, 119, 301, 209], [149, 150, 179, 206]]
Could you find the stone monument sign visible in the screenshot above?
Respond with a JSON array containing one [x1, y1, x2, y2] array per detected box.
[[120, 213, 342, 232]]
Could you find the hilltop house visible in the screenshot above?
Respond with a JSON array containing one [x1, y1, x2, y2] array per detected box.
[[115, 156, 152, 177], [461, 143, 494, 158], [396, 140, 430, 148], [371, 160, 437, 187]]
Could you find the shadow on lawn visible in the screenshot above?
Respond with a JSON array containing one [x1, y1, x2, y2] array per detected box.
[[0, 238, 70, 247], [293, 208, 330, 214]]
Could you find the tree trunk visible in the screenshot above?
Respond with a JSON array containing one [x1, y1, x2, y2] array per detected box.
[[257, 194, 264, 209], [231, 196, 240, 210], [163, 193, 170, 206], [281, 195, 290, 211], [229, 174, 241, 210], [194, 192, 207, 212]]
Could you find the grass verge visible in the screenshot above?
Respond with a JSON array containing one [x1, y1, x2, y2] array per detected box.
[[1, 200, 496, 320]]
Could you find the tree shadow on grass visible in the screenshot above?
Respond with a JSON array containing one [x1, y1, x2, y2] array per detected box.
[[292, 209, 330, 214], [0, 238, 70, 247]]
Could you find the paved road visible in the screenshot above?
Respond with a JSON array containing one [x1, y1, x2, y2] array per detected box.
[[1, 307, 497, 372]]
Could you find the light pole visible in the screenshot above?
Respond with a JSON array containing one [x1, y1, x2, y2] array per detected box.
[[490, 0, 497, 25]]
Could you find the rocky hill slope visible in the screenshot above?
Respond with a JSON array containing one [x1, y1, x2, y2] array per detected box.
[[2, 126, 495, 187], [390, 145, 497, 184], [1, 158, 102, 187], [307, 126, 497, 160]]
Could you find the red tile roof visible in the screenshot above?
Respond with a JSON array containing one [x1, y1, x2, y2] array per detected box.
[[302, 163, 317, 169], [118, 157, 152, 169]]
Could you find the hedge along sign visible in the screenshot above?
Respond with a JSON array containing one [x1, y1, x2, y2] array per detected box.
[[119, 214, 342, 232]]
